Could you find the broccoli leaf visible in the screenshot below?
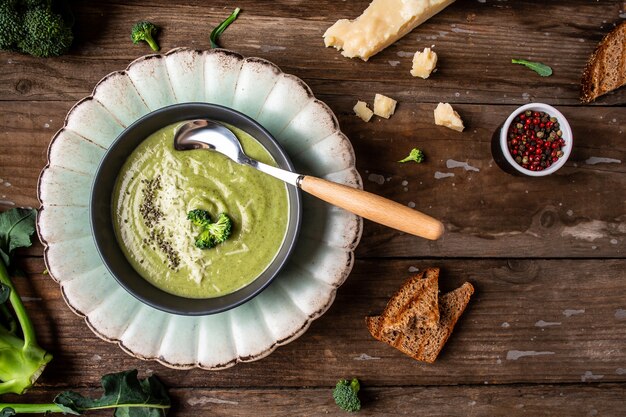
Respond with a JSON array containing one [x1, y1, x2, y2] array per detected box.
[[54, 370, 171, 417], [0, 208, 37, 267], [511, 59, 553, 77], [210, 8, 241, 48]]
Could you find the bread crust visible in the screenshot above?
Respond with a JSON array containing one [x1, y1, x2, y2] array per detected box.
[[380, 268, 440, 330], [366, 279, 474, 363], [580, 21, 626, 103]]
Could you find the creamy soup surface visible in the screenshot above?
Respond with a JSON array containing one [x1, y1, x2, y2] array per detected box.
[[112, 123, 289, 298]]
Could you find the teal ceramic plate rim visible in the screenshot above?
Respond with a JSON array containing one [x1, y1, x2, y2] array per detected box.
[[37, 48, 362, 369]]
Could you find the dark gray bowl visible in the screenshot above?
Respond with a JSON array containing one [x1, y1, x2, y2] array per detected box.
[[90, 103, 301, 316]]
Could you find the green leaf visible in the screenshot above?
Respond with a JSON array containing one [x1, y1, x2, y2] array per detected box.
[[511, 59, 553, 77], [54, 370, 171, 417], [0, 208, 37, 267], [210, 8, 241, 48]]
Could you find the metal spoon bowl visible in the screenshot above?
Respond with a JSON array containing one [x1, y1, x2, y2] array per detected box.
[[175, 120, 444, 240]]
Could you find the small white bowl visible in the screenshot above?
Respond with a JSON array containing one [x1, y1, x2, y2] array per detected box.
[[499, 103, 573, 176]]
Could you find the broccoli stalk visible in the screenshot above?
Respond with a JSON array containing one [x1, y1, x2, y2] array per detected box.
[[0, 208, 52, 395], [333, 378, 361, 412], [131, 21, 160, 51], [210, 8, 241, 48], [187, 210, 233, 249], [398, 148, 425, 164]]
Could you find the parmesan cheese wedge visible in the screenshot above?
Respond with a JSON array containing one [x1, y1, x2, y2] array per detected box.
[[434, 102, 464, 132], [373, 94, 397, 119], [354, 100, 374, 122], [411, 47, 438, 78], [323, 0, 457, 61]]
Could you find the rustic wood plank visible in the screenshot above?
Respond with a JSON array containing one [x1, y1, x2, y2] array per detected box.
[[1, 0, 624, 414], [8, 257, 626, 388], [0, 0, 624, 104], [1, 101, 623, 258], [3, 384, 626, 417]]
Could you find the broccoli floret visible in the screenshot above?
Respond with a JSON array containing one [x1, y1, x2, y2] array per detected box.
[[131, 21, 160, 51], [187, 210, 233, 249], [18, 6, 73, 57], [0, 0, 23, 50], [398, 148, 425, 164], [0, 0, 73, 57], [21, 0, 52, 8], [333, 378, 361, 412], [205, 213, 232, 245], [186, 209, 211, 228]]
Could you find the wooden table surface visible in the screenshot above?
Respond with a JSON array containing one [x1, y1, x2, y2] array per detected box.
[[1, 1, 625, 415]]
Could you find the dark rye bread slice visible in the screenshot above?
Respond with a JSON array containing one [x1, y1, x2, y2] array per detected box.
[[581, 21, 626, 103], [366, 282, 474, 363], [380, 268, 440, 330]]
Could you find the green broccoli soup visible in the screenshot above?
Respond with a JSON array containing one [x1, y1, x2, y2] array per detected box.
[[112, 123, 289, 298]]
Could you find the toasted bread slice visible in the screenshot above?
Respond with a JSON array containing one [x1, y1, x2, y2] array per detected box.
[[366, 282, 474, 363], [581, 21, 626, 103], [387, 268, 440, 331], [396, 282, 474, 363], [380, 268, 440, 330]]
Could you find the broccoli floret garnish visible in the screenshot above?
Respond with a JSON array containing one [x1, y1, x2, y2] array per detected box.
[[0, 0, 73, 57], [398, 148, 424, 163], [186, 209, 211, 228], [131, 21, 160, 51], [333, 378, 361, 412], [187, 210, 233, 249]]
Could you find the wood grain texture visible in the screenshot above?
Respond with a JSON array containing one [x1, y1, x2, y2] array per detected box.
[[2, 384, 625, 417], [9, 257, 626, 388], [1, 101, 622, 257], [0, 1, 625, 414], [0, 1, 624, 105]]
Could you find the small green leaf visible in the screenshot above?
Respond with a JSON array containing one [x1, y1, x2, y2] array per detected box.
[[210, 8, 241, 48], [511, 59, 553, 77], [0, 208, 37, 267], [54, 370, 171, 417]]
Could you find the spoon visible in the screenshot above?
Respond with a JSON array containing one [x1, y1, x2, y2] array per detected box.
[[174, 120, 444, 240]]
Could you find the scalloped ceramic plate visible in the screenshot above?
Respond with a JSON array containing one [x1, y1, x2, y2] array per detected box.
[[37, 48, 362, 369]]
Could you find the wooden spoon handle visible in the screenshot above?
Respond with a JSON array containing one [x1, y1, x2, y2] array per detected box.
[[299, 176, 444, 240]]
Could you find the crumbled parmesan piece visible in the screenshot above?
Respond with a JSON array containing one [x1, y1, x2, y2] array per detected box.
[[434, 103, 464, 132], [411, 47, 438, 78], [373, 94, 397, 119], [354, 100, 374, 122]]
